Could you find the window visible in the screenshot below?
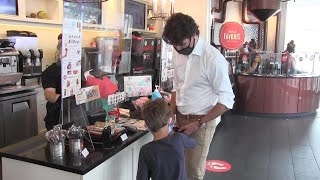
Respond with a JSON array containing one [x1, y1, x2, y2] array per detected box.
[[285, 0, 320, 52]]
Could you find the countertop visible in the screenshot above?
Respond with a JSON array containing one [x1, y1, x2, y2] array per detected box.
[[0, 130, 149, 175], [236, 73, 320, 78]]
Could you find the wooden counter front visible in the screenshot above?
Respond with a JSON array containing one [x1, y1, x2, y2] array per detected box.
[[234, 74, 320, 115]]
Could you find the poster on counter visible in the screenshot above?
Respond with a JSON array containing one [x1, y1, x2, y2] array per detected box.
[[75, 86, 100, 105], [61, 18, 82, 98], [124, 76, 152, 97]]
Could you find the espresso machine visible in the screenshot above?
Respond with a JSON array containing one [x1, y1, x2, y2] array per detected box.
[[0, 39, 22, 87]]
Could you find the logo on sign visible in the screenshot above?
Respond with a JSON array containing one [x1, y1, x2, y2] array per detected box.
[[219, 22, 245, 50], [206, 160, 232, 173]]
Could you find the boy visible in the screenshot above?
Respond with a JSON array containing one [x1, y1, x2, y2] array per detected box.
[[137, 98, 197, 180]]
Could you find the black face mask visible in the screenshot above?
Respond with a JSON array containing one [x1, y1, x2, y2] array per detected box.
[[174, 37, 195, 55]]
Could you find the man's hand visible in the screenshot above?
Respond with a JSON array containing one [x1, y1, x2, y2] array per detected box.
[[178, 121, 199, 135]]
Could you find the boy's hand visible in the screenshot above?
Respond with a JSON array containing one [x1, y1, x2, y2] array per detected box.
[[178, 121, 199, 135]]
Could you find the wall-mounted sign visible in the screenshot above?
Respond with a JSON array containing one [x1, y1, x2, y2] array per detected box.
[[219, 22, 245, 50]]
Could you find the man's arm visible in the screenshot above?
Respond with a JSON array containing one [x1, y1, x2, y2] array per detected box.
[[44, 88, 60, 103], [199, 103, 227, 123], [179, 52, 234, 135]]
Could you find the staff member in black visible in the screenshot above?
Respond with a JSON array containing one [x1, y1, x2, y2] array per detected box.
[[42, 34, 63, 130], [42, 34, 86, 130]]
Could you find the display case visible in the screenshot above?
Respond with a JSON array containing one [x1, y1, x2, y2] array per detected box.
[[234, 51, 320, 115], [237, 51, 320, 77]]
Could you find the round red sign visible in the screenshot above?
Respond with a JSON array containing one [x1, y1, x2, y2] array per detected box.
[[219, 22, 245, 50], [206, 160, 232, 173]]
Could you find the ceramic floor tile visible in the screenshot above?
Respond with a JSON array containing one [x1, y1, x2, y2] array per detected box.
[[291, 145, 315, 159], [293, 158, 320, 178], [295, 175, 320, 180], [204, 109, 320, 180]]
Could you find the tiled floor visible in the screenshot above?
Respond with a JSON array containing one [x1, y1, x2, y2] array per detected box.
[[204, 110, 320, 180]]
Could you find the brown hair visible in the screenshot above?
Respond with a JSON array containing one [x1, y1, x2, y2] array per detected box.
[[142, 98, 170, 133], [162, 13, 199, 45]]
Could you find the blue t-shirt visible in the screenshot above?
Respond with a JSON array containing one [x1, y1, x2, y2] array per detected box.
[[136, 132, 197, 180]]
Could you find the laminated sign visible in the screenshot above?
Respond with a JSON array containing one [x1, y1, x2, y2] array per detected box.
[[61, 18, 83, 98]]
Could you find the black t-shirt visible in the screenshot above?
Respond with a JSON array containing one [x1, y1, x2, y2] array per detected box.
[[136, 133, 197, 180], [42, 63, 62, 130], [42, 63, 61, 94], [42, 63, 86, 130]]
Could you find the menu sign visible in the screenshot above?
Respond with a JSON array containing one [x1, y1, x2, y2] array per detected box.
[[75, 86, 100, 105], [61, 18, 82, 98], [219, 22, 245, 50]]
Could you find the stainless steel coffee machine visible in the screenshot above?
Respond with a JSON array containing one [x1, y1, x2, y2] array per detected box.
[[0, 39, 22, 86]]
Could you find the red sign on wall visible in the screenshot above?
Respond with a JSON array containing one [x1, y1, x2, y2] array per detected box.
[[206, 160, 232, 173], [219, 22, 245, 50]]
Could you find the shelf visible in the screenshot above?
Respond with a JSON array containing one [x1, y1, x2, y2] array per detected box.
[[21, 18, 61, 25], [25, 0, 61, 22], [132, 28, 156, 34], [0, 15, 62, 27]]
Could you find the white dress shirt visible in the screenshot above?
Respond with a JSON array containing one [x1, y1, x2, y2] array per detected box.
[[172, 37, 235, 115]]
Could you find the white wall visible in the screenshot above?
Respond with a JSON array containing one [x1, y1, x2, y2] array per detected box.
[[173, 0, 211, 42]]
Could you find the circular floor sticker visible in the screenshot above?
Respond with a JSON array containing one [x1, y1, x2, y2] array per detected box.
[[206, 160, 232, 173]]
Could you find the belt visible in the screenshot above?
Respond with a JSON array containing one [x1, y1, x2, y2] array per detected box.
[[176, 111, 204, 121]]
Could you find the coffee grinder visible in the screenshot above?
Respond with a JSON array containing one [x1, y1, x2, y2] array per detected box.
[[7, 30, 42, 75], [30, 49, 43, 75]]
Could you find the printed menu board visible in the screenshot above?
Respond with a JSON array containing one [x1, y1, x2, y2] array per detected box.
[[61, 18, 82, 98]]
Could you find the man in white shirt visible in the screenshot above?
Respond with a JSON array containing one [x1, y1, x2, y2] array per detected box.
[[162, 13, 235, 180]]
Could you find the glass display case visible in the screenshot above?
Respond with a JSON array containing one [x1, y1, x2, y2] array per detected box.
[[62, 2, 134, 121], [80, 13, 133, 115], [237, 51, 320, 76]]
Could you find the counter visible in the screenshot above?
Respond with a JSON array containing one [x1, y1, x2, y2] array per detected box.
[[0, 130, 152, 180], [234, 74, 320, 115]]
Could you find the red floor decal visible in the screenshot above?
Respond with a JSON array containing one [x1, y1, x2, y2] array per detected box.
[[206, 160, 232, 173]]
